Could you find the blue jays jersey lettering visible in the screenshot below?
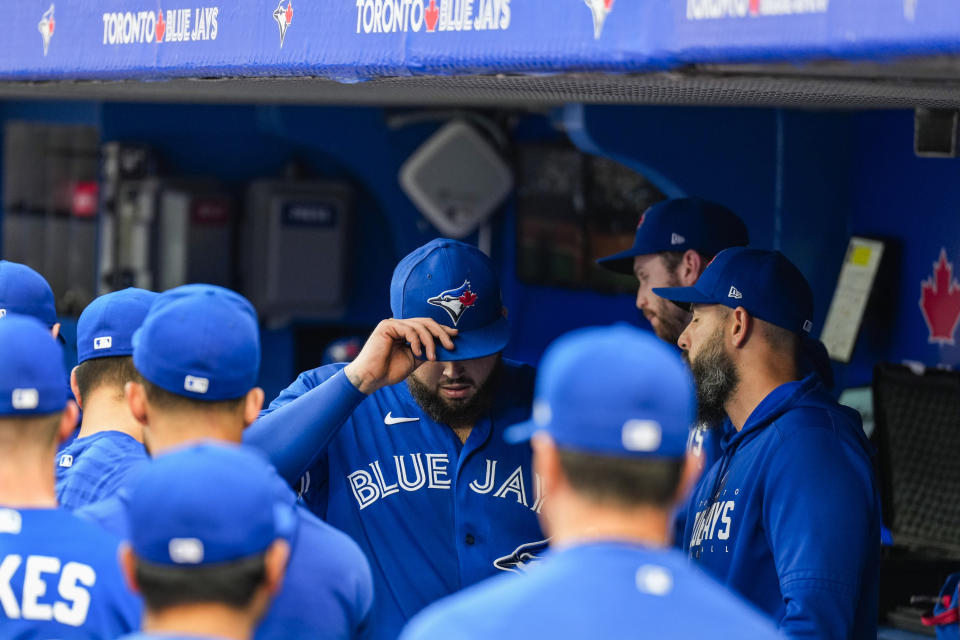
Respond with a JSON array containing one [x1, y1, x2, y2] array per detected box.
[[76, 447, 373, 640], [683, 375, 881, 640], [56, 431, 148, 510], [0, 507, 139, 639], [262, 360, 544, 640], [672, 421, 725, 548], [400, 542, 784, 640]]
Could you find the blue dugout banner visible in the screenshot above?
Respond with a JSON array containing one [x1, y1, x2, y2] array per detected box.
[[2, 0, 960, 82]]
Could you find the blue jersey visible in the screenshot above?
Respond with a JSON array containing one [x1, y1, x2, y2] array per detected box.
[[671, 422, 725, 546], [683, 374, 880, 640], [119, 634, 224, 640], [400, 542, 784, 640], [76, 446, 373, 640], [0, 507, 139, 639], [56, 431, 148, 510], [250, 362, 545, 640]]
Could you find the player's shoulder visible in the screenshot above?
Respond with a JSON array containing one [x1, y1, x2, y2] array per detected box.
[[400, 568, 522, 640], [78, 431, 147, 465], [654, 550, 780, 632], [293, 505, 371, 572], [4, 507, 124, 559], [769, 399, 867, 456], [74, 491, 130, 538], [293, 363, 349, 389]]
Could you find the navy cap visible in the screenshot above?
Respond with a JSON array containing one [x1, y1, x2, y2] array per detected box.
[[390, 239, 509, 361], [77, 288, 158, 364], [0, 314, 67, 415], [0, 261, 57, 326], [653, 247, 814, 335], [597, 198, 749, 275], [505, 324, 695, 458], [133, 284, 260, 401], [128, 444, 291, 566]]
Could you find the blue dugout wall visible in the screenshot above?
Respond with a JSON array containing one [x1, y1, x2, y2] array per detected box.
[[0, 99, 955, 398]]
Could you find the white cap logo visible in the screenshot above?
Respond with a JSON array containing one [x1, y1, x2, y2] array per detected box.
[[621, 420, 662, 452], [727, 286, 743, 300], [636, 565, 673, 596], [169, 538, 204, 564], [0, 309, 6, 318], [58, 454, 73, 468], [93, 336, 113, 350], [802, 320, 813, 333], [670, 233, 686, 246], [533, 400, 552, 427], [11, 389, 39, 410], [0, 509, 22, 535], [184, 375, 210, 394]]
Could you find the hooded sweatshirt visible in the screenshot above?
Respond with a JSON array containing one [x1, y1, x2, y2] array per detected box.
[[683, 374, 880, 640]]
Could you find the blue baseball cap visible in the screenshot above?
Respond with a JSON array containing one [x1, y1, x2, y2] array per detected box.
[[653, 247, 814, 335], [390, 238, 509, 361], [133, 284, 260, 401], [0, 260, 57, 326], [597, 198, 749, 275], [0, 314, 67, 415], [127, 444, 292, 566], [505, 324, 695, 459], [77, 288, 158, 364]]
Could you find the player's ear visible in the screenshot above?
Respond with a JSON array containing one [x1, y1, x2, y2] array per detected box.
[[57, 401, 79, 444], [729, 307, 750, 349], [126, 381, 149, 426], [50, 323, 61, 341], [531, 432, 562, 496], [264, 538, 290, 595], [69, 366, 83, 410], [673, 451, 703, 507], [247, 539, 289, 623], [678, 249, 704, 287], [118, 544, 141, 595], [243, 387, 265, 427]]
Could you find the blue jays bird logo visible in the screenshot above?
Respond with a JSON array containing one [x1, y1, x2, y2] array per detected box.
[[38, 4, 55, 56], [494, 538, 550, 573], [427, 280, 478, 326], [273, 0, 293, 48]]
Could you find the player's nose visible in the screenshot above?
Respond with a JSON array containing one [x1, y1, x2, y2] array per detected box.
[[635, 288, 647, 311], [443, 360, 465, 379], [677, 326, 691, 352]]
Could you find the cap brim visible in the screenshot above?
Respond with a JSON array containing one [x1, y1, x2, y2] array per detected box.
[[504, 418, 538, 444], [651, 285, 718, 309], [421, 315, 510, 362]]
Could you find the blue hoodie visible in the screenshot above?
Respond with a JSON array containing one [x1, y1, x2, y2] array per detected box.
[[683, 374, 880, 640]]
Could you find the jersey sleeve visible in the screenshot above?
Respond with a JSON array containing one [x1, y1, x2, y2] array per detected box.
[[762, 413, 878, 640], [74, 493, 130, 539], [244, 365, 367, 485]]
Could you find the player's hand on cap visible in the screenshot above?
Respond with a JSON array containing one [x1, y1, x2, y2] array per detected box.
[[344, 318, 457, 395]]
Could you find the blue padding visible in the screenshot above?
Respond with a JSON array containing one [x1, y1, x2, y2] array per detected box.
[[4, 1, 960, 82]]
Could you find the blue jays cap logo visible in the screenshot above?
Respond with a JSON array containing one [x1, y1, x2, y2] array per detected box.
[[427, 280, 478, 326]]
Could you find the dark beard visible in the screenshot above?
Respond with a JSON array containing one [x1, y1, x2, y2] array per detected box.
[[407, 358, 503, 427], [686, 327, 739, 427]]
